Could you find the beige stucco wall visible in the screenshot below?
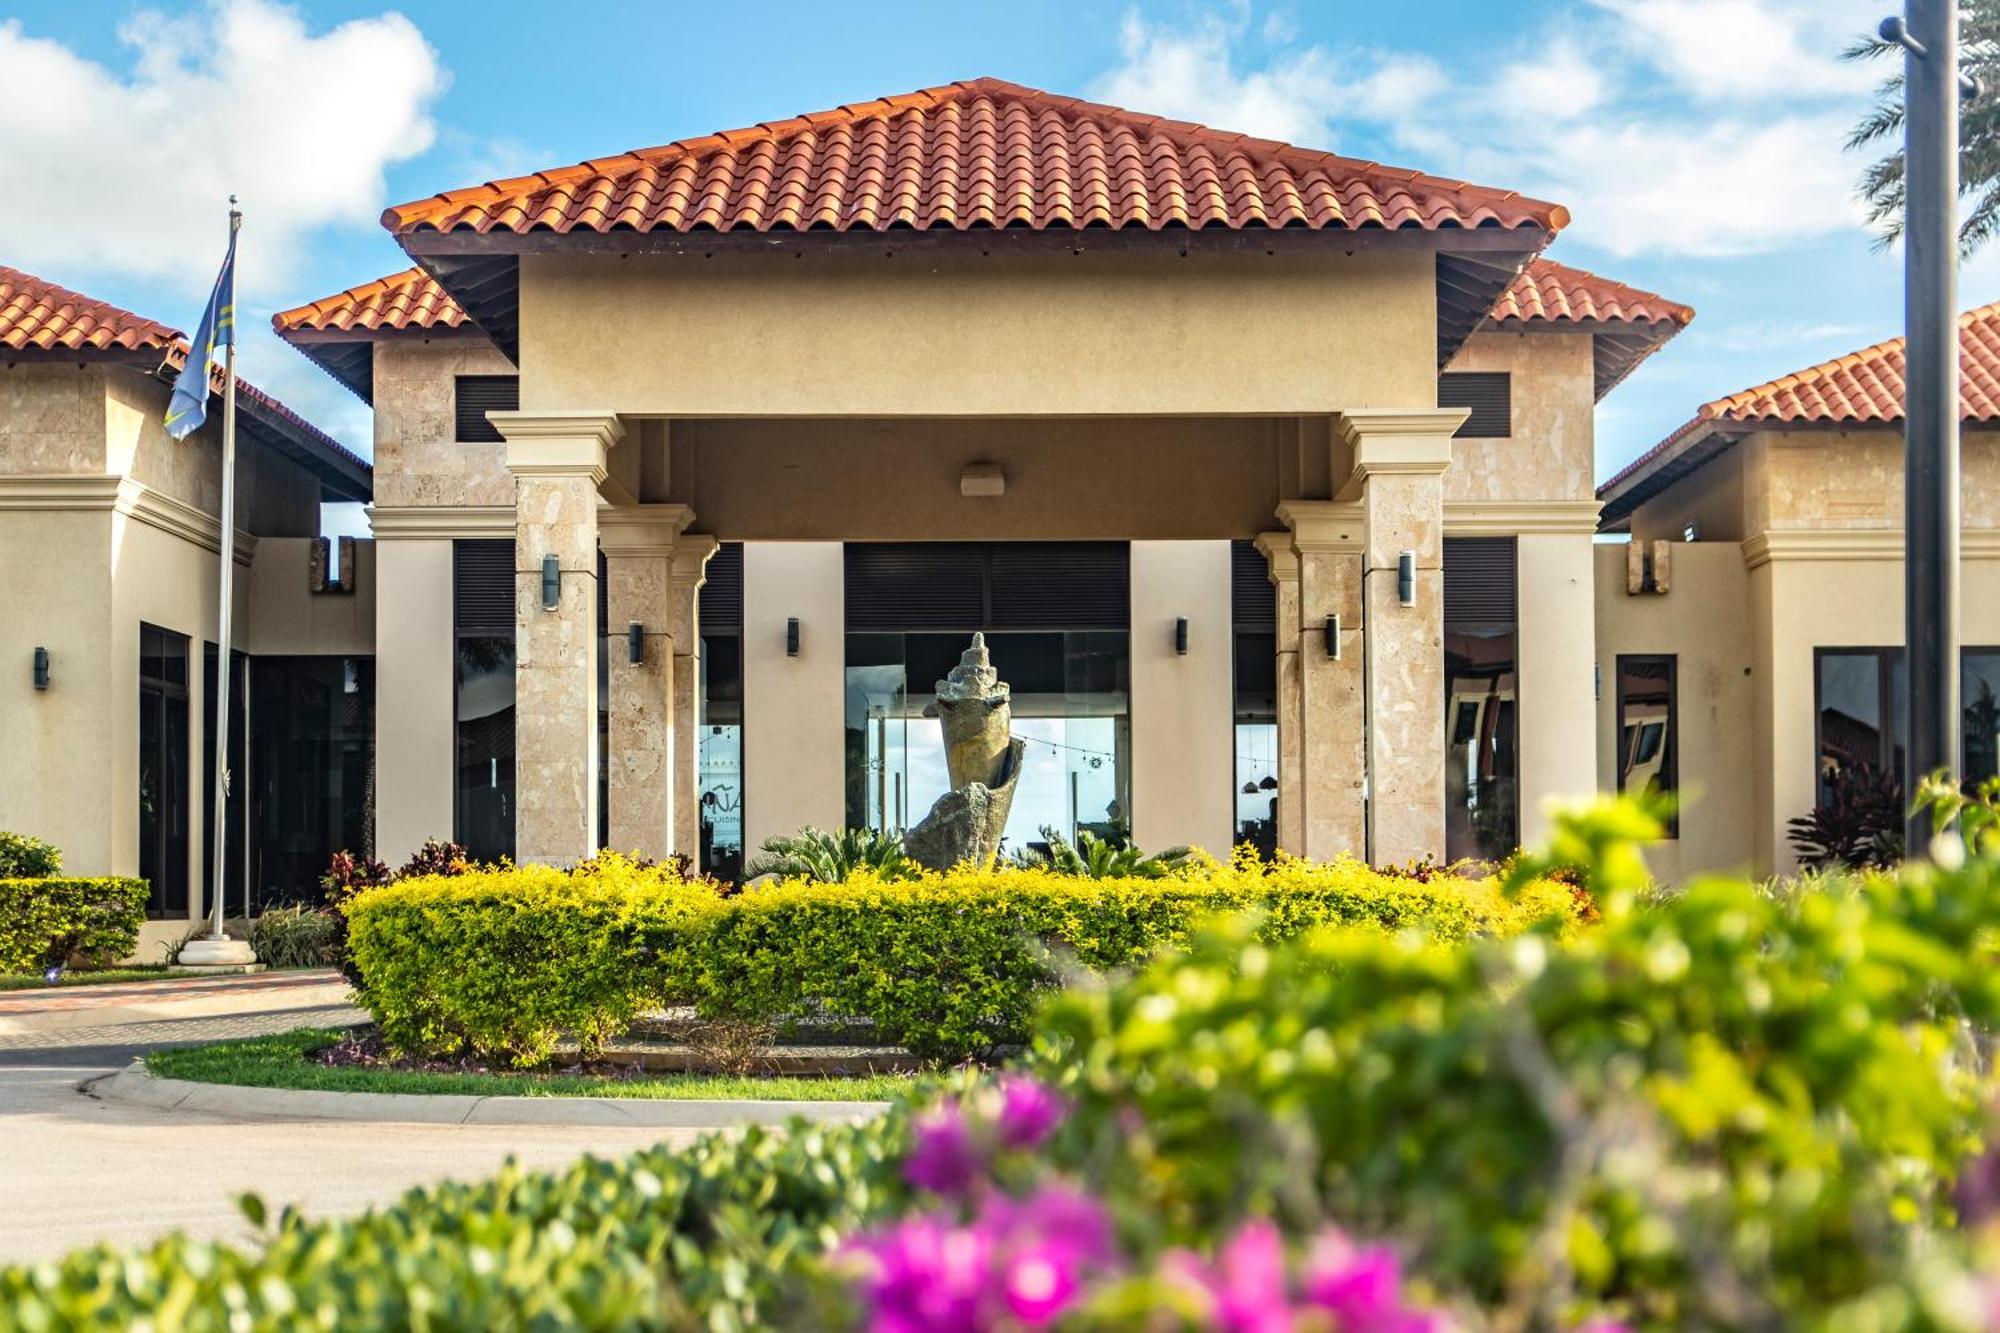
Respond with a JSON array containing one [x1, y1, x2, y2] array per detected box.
[[1128, 540, 1235, 855], [1443, 331, 1597, 503], [109, 366, 321, 537], [1516, 532, 1598, 845], [373, 538, 455, 864], [1628, 445, 1747, 545], [372, 338, 518, 508], [1594, 541, 1758, 882], [0, 509, 116, 872], [0, 363, 110, 473], [670, 416, 1283, 540], [518, 248, 1438, 418], [740, 541, 845, 857], [242, 537, 376, 657]]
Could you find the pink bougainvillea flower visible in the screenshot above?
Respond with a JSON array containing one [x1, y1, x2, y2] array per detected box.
[[1301, 1229, 1418, 1331], [1162, 1219, 1296, 1333], [904, 1105, 982, 1196], [994, 1075, 1068, 1149], [999, 1241, 1082, 1326], [843, 1215, 991, 1333]]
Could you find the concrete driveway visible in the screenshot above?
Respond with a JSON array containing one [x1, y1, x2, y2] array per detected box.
[[0, 970, 698, 1265]]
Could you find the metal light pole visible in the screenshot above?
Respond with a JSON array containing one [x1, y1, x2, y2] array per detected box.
[[1884, 1, 1967, 850]]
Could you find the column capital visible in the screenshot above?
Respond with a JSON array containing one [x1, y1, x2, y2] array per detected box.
[[492, 411, 625, 484], [1274, 499, 1364, 552], [1252, 530, 1299, 580], [1335, 408, 1461, 500], [599, 504, 696, 558], [671, 534, 721, 589]]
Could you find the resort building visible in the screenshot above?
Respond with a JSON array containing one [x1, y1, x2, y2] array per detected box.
[[46, 77, 1983, 933]]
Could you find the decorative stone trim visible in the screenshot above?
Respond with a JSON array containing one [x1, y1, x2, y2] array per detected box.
[[0, 473, 255, 563], [367, 504, 516, 540], [1443, 499, 1602, 535], [1741, 527, 2000, 570], [1273, 499, 1364, 550], [599, 503, 697, 558], [1252, 530, 1299, 581], [491, 410, 624, 486]]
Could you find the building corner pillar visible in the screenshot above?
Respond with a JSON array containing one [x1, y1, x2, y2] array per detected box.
[[1273, 502, 1366, 860], [600, 505, 697, 862], [1338, 408, 1462, 866], [668, 535, 719, 859], [495, 411, 622, 866]]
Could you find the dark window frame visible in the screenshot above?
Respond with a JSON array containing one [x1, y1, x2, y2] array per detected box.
[[453, 375, 519, 444], [1442, 537, 1520, 863], [1614, 653, 1680, 837], [452, 539, 516, 862], [1814, 645, 2000, 795], [138, 623, 192, 919], [698, 543, 745, 882], [1438, 371, 1512, 438]]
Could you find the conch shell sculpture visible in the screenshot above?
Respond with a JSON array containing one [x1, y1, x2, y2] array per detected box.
[[906, 633, 1027, 871]]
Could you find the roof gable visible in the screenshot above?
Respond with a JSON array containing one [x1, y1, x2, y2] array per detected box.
[[1482, 258, 1693, 399]]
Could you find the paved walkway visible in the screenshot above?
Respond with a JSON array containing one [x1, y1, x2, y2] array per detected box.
[[0, 970, 699, 1264]]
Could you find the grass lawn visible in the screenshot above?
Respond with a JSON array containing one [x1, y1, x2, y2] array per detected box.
[[147, 1028, 918, 1102], [0, 967, 177, 992]]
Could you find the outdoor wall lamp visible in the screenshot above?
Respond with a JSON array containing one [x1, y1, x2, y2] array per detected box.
[[1323, 614, 1341, 660], [32, 646, 49, 691], [627, 621, 645, 665], [1174, 617, 1189, 656], [540, 554, 561, 611], [786, 617, 801, 657], [1397, 551, 1416, 607]]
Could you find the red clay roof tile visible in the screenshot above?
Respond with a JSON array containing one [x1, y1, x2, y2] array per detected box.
[[1490, 259, 1693, 329], [1597, 298, 2000, 523], [272, 267, 467, 334], [0, 265, 182, 353], [383, 78, 1568, 239]]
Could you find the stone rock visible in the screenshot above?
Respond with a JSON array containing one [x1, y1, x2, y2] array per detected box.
[[935, 632, 1013, 793], [907, 737, 1027, 872]]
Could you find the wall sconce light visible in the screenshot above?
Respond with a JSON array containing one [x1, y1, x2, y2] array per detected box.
[[786, 617, 801, 657], [32, 647, 49, 691], [1174, 617, 1189, 656], [1323, 614, 1341, 660], [627, 621, 645, 665], [540, 554, 561, 611], [1397, 551, 1416, 607]]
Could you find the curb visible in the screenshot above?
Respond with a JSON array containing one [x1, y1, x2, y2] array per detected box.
[[94, 1059, 890, 1128]]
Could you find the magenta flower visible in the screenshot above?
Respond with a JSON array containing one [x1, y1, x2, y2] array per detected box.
[[905, 1106, 982, 1196], [843, 1215, 990, 1333], [1301, 1230, 1414, 1331], [999, 1242, 1081, 1326], [1161, 1219, 1297, 1333], [995, 1075, 1067, 1149]]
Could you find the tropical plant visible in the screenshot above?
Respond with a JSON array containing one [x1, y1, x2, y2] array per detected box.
[[1009, 826, 1193, 879], [395, 837, 474, 880], [247, 903, 342, 969], [748, 826, 919, 882], [1787, 761, 1906, 867], [1846, 4, 2000, 250]]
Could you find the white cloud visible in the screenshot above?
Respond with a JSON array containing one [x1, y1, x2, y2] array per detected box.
[[1090, 2, 1883, 256], [0, 0, 445, 297]]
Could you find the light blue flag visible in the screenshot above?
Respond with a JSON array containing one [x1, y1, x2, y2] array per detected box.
[[164, 232, 236, 440]]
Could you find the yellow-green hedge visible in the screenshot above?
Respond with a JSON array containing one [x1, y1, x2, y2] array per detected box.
[[0, 877, 149, 973], [345, 850, 1582, 1065]]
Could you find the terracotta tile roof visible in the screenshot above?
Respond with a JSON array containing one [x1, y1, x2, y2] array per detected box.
[[1596, 299, 2000, 526], [383, 78, 1568, 238], [0, 262, 369, 501], [272, 267, 467, 334], [1, 265, 182, 353], [1490, 259, 1693, 329], [1478, 258, 1694, 401]]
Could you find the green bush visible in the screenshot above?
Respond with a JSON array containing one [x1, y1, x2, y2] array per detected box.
[[344, 853, 723, 1066], [247, 904, 342, 969], [0, 877, 148, 973], [1031, 794, 2000, 1328], [0, 830, 61, 879]]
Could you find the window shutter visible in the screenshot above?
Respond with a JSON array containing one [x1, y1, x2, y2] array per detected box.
[[454, 376, 520, 443], [1231, 539, 1276, 632], [699, 542, 744, 634], [987, 543, 1128, 630], [1442, 536, 1517, 627], [844, 542, 1129, 633], [1438, 372, 1511, 438], [453, 540, 516, 635]]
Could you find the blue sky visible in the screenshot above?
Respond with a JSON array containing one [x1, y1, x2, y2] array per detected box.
[[4, 0, 1981, 525]]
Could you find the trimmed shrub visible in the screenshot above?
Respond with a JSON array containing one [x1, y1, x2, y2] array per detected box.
[[690, 852, 1577, 1060], [0, 830, 61, 879], [0, 877, 148, 972], [345, 853, 724, 1066]]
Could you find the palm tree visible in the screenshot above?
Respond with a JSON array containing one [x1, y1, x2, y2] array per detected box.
[[1847, 6, 2000, 250]]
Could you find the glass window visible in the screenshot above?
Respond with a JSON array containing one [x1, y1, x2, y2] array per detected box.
[[699, 634, 744, 881], [845, 630, 1131, 852], [1444, 629, 1518, 863], [1816, 649, 1898, 800], [1232, 630, 1278, 857], [454, 636, 515, 863], [250, 657, 374, 906], [1966, 651, 2000, 784], [1615, 655, 1679, 835], [138, 624, 190, 917]]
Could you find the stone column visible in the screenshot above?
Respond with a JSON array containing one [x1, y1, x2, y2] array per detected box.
[[1337, 409, 1463, 866], [668, 536, 718, 857], [1273, 501, 1367, 859], [599, 505, 693, 861], [1252, 532, 1304, 855], [493, 411, 623, 866]]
